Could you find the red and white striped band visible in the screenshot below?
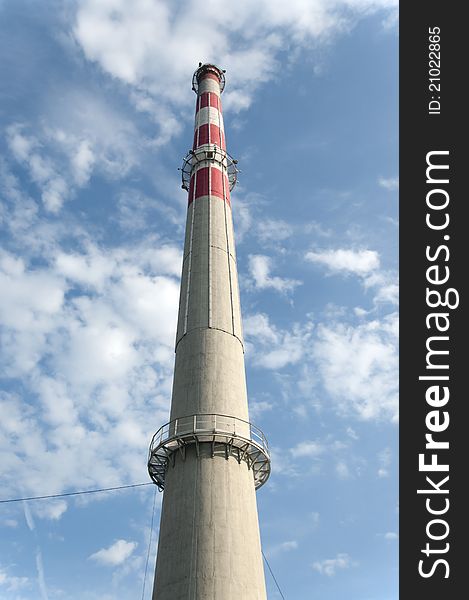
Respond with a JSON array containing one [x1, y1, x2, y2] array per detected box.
[[196, 92, 222, 113], [187, 72, 232, 205], [188, 166, 231, 206], [192, 124, 226, 150]]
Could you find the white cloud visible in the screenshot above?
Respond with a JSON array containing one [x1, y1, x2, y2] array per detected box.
[[304, 221, 332, 238], [6, 124, 68, 212], [335, 461, 351, 479], [232, 196, 331, 249], [310, 512, 320, 528], [248, 254, 301, 293], [49, 89, 140, 177], [266, 540, 299, 558], [245, 308, 397, 424], [384, 532, 398, 541], [257, 219, 293, 243], [279, 540, 298, 551], [0, 231, 180, 509], [269, 446, 299, 479], [116, 189, 185, 232], [232, 195, 258, 242], [89, 539, 138, 567], [305, 248, 380, 275], [6, 126, 34, 160], [5, 87, 144, 214], [378, 176, 399, 191], [245, 304, 398, 425], [0, 252, 65, 335], [285, 435, 359, 480], [374, 282, 399, 305], [71, 140, 95, 186], [243, 313, 279, 345], [6, 0, 398, 221], [249, 399, 274, 420], [36, 549, 49, 600], [291, 441, 326, 458], [73, 0, 397, 119], [244, 313, 313, 369], [377, 447, 392, 477], [55, 251, 113, 290], [23, 502, 35, 532], [304, 245, 397, 308], [312, 553, 356, 576], [131, 90, 184, 148], [0, 568, 29, 592], [54, 308, 140, 387], [34, 500, 68, 522], [2, 518, 18, 528], [312, 313, 398, 422], [5, 0, 398, 216], [364, 271, 399, 306]]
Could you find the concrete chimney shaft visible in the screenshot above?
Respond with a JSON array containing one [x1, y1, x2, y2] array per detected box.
[[149, 64, 270, 600]]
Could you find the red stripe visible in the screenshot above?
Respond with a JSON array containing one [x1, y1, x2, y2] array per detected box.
[[194, 94, 201, 122], [199, 93, 209, 109], [195, 167, 209, 198], [199, 72, 220, 84], [193, 124, 225, 150], [187, 167, 231, 205], [224, 173, 231, 205], [210, 167, 224, 199], [195, 124, 209, 147], [197, 93, 221, 112], [210, 124, 221, 147], [188, 175, 195, 203]]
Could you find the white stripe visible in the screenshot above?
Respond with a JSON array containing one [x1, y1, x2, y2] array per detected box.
[[191, 162, 224, 176], [196, 107, 224, 129], [198, 78, 220, 95]]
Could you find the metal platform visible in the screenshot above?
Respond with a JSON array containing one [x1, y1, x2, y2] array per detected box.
[[192, 63, 226, 94], [180, 145, 239, 192], [148, 413, 271, 491]]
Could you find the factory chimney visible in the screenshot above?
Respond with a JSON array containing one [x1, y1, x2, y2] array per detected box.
[[148, 63, 270, 599]]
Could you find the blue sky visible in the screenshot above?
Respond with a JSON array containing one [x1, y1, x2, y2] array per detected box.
[[0, 1, 398, 598]]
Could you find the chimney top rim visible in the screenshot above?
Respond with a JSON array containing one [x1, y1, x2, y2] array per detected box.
[[192, 63, 226, 94]]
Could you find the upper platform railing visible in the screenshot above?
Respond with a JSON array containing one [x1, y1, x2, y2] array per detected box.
[[192, 63, 226, 94], [180, 146, 239, 192], [148, 413, 271, 491]]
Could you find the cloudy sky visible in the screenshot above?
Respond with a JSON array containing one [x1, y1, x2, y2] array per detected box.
[[0, 1, 398, 599]]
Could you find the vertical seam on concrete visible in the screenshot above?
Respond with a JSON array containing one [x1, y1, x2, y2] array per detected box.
[[196, 93, 201, 147], [220, 114, 236, 337], [184, 93, 202, 337], [207, 93, 212, 330], [188, 452, 199, 600], [208, 167, 212, 328], [184, 176, 196, 336], [207, 93, 211, 145]]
